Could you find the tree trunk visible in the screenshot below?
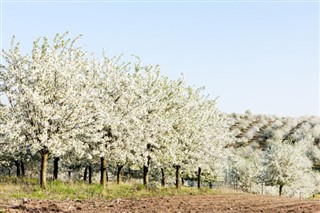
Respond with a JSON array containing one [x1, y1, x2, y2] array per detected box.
[[143, 165, 149, 186], [161, 168, 165, 187], [53, 157, 59, 180], [181, 177, 184, 186], [106, 162, 109, 183], [40, 151, 49, 190], [88, 165, 92, 184], [100, 157, 109, 183], [100, 157, 103, 184], [175, 165, 181, 189], [197, 167, 201, 189], [279, 184, 284, 197], [117, 165, 124, 184], [225, 171, 228, 189], [209, 182, 213, 189], [68, 171, 71, 181], [143, 144, 151, 187], [84, 166, 88, 182], [101, 157, 107, 190], [143, 157, 150, 187], [15, 161, 21, 177], [20, 161, 25, 177]]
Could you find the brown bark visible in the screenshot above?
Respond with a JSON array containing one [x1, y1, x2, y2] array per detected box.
[[161, 168, 165, 187], [143, 144, 151, 187], [100, 157, 103, 184], [279, 184, 284, 197], [175, 165, 181, 189], [143, 165, 149, 186], [100, 157, 109, 183], [84, 166, 88, 182], [68, 171, 71, 181], [101, 157, 107, 190], [15, 161, 21, 177], [197, 167, 201, 189], [20, 161, 25, 177], [88, 165, 92, 184], [117, 165, 124, 184], [106, 162, 109, 183], [143, 157, 150, 187], [40, 151, 49, 190], [53, 157, 59, 180]]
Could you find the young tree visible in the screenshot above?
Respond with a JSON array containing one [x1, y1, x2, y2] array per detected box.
[[262, 140, 313, 196], [230, 146, 264, 192]]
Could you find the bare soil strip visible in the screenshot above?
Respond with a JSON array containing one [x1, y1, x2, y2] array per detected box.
[[1, 194, 320, 213]]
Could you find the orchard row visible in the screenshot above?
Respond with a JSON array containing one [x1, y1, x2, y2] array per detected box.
[[0, 33, 319, 198]]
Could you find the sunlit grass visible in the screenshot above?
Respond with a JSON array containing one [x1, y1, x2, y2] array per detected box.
[[0, 176, 238, 201]]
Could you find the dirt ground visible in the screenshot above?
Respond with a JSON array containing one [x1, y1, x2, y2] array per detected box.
[[1, 194, 320, 213]]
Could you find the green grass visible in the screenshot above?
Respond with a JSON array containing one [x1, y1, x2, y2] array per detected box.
[[0, 176, 237, 201]]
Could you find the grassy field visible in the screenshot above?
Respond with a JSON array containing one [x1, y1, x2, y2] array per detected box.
[[0, 176, 233, 201]]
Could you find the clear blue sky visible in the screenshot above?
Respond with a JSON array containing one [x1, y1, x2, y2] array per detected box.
[[1, 1, 319, 117]]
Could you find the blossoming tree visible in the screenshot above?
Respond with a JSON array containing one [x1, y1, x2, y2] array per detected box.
[[0, 33, 98, 189]]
